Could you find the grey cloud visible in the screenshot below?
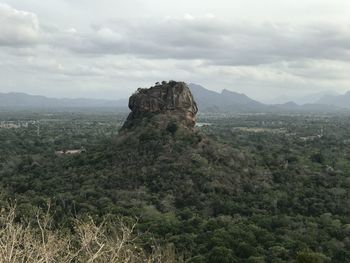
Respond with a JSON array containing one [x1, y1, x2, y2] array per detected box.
[[50, 17, 350, 66], [0, 3, 40, 46], [2, 2, 350, 100]]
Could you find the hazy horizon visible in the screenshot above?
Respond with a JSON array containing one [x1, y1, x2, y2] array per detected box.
[[1, 0, 350, 101], [0, 83, 347, 106]]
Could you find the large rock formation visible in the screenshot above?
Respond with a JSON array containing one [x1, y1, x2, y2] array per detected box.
[[122, 81, 198, 129]]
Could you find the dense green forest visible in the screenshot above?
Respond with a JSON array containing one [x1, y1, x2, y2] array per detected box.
[[0, 111, 350, 262]]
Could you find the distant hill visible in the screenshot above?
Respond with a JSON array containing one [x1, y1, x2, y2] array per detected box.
[[0, 92, 128, 109], [269, 101, 344, 113], [267, 90, 339, 105], [189, 83, 264, 112], [317, 91, 350, 109], [189, 84, 346, 113]]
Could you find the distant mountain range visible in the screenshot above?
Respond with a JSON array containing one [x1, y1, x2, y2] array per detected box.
[[188, 84, 346, 113], [266, 90, 339, 105], [0, 85, 348, 113], [317, 91, 350, 109], [0, 92, 127, 109], [189, 83, 264, 112]]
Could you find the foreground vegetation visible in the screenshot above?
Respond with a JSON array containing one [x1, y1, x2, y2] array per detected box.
[[0, 111, 350, 262], [0, 204, 178, 263]]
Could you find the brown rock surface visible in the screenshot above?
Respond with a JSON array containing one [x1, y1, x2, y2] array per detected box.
[[122, 81, 198, 129]]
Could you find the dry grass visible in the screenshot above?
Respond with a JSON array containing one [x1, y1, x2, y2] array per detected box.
[[0, 205, 179, 263]]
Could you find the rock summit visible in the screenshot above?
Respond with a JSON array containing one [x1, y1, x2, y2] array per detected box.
[[122, 81, 198, 130]]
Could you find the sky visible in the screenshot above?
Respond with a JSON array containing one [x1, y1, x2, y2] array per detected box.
[[1, 0, 350, 101]]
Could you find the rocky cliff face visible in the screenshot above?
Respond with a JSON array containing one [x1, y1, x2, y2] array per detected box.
[[122, 81, 198, 129]]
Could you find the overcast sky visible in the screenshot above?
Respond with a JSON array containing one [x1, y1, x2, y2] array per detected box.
[[1, 0, 350, 101]]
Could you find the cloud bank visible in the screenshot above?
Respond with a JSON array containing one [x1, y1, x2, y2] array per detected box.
[[1, 2, 350, 100]]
